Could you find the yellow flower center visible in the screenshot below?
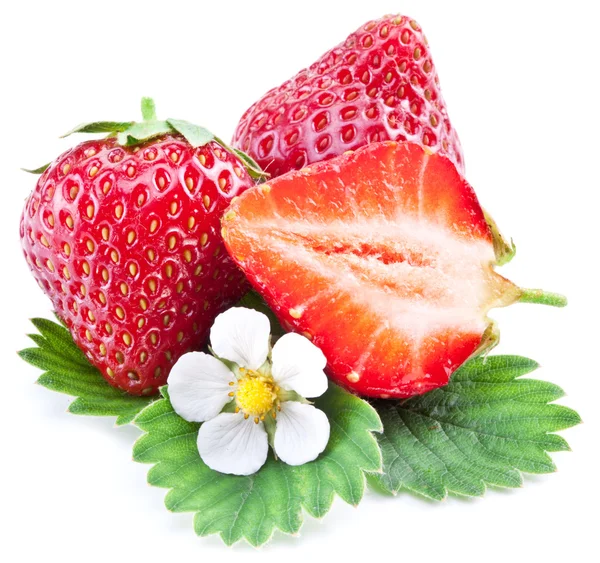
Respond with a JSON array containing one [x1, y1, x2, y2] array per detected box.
[[235, 370, 277, 416]]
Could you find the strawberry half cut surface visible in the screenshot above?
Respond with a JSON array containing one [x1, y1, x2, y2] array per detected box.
[[222, 141, 566, 398]]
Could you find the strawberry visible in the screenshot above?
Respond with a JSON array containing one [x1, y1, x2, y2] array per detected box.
[[232, 14, 464, 177], [221, 141, 566, 399], [20, 99, 265, 396]]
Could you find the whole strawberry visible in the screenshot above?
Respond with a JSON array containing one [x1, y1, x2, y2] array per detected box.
[[20, 99, 265, 396], [232, 14, 464, 177]]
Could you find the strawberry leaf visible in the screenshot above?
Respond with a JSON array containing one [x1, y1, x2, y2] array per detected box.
[[133, 383, 382, 546], [21, 163, 51, 174], [17, 315, 581, 541], [19, 318, 153, 425], [370, 355, 581, 500], [60, 121, 134, 138], [116, 121, 173, 146], [167, 119, 215, 147], [230, 147, 271, 181]]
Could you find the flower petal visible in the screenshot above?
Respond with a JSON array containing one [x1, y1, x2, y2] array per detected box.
[[210, 307, 271, 370], [197, 412, 268, 475], [271, 332, 328, 398], [274, 402, 330, 466], [168, 352, 235, 423]]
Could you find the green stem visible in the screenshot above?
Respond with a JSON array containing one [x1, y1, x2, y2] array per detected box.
[[519, 288, 568, 307], [141, 97, 157, 121]]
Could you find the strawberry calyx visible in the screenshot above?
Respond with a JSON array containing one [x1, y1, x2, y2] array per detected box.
[[483, 210, 517, 266], [24, 97, 268, 181], [21, 162, 52, 174], [467, 287, 566, 365], [470, 285, 567, 364], [482, 212, 566, 307]]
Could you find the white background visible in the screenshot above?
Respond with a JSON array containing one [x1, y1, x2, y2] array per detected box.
[[1, 1, 598, 561]]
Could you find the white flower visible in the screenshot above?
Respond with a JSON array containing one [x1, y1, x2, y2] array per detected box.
[[167, 307, 330, 476]]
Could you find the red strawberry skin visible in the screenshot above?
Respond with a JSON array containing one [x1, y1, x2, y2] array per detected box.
[[232, 14, 464, 178], [222, 142, 520, 399], [21, 135, 253, 395]]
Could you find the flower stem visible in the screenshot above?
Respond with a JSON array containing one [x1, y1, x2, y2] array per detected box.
[[519, 288, 568, 307]]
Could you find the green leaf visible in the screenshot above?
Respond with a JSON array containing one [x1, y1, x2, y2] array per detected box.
[[21, 163, 51, 174], [371, 355, 581, 500], [231, 147, 270, 180], [116, 121, 174, 146], [133, 383, 382, 546], [60, 121, 134, 138], [167, 119, 215, 147], [19, 318, 154, 425], [208, 134, 269, 181]]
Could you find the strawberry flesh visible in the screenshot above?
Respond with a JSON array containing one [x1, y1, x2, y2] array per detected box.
[[232, 14, 464, 178], [222, 142, 520, 398]]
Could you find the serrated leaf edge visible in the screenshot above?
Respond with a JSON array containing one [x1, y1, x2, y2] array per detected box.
[[131, 384, 384, 546], [19, 318, 154, 426], [372, 356, 581, 500]]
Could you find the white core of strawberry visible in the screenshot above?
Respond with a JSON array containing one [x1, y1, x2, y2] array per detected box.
[[240, 214, 519, 341]]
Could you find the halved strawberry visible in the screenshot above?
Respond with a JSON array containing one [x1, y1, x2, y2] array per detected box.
[[222, 141, 565, 398]]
